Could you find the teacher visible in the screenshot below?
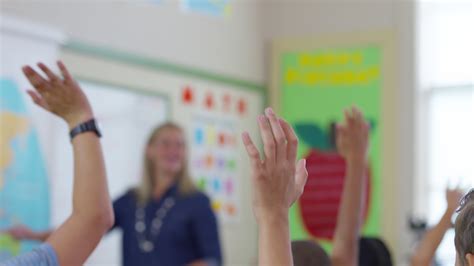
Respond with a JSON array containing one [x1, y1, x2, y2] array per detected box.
[[112, 122, 222, 266]]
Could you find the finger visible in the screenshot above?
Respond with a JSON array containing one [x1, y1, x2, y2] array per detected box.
[[26, 90, 49, 110], [352, 106, 362, 123], [265, 107, 287, 161], [57, 60, 73, 82], [279, 118, 298, 162], [354, 107, 367, 130], [258, 115, 276, 163], [348, 107, 357, 127], [343, 108, 354, 128], [38, 62, 61, 84], [241, 132, 261, 169], [22, 66, 49, 92], [295, 159, 308, 197], [336, 123, 348, 138]]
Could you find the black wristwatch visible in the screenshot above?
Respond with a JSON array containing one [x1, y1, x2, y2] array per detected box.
[[69, 119, 102, 141]]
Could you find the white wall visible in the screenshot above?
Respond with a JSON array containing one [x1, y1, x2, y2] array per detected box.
[[260, 1, 416, 265], [0, 0, 264, 83]]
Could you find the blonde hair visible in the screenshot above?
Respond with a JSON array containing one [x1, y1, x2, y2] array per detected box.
[[135, 122, 196, 204]]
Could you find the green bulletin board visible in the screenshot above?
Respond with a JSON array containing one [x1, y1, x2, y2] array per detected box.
[[280, 45, 382, 249]]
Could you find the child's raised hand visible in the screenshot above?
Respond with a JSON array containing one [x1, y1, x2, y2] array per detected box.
[[336, 107, 370, 162], [242, 108, 308, 223], [22, 61, 93, 129]]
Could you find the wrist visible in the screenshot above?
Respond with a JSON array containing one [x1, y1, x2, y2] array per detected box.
[[345, 154, 367, 164], [346, 157, 366, 172], [257, 208, 289, 227], [67, 111, 94, 130], [441, 210, 454, 228]]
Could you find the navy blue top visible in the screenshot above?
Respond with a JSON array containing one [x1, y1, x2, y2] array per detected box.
[[111, 185, 222, 266]]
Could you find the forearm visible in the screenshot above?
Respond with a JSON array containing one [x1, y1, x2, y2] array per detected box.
[[46, 132, 113, 265], [411, 211, 452, 266], [331, 159, 366, 266], [70, 129, 113, 226], [258, 212, 293, 266]]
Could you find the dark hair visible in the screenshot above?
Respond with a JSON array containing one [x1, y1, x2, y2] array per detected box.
[[291, 240, 330, 266], [359, 237, 393, 266], [454, 189, 474, 266]]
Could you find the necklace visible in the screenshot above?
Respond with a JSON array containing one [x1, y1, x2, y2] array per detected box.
[[135, 196, 176, 253]]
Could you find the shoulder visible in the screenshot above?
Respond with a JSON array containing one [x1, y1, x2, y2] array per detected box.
[[114, 189, 137, 204], [113, 189, 138, 211], [3, 243, 59, 266]]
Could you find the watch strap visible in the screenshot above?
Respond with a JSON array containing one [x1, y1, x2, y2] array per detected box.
[[69, 119, 102, 140]]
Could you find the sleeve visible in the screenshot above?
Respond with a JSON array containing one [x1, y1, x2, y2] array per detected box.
[[109, 191, 132, 232], [190, 194, 222, 266], [2, 243, 59, 266]]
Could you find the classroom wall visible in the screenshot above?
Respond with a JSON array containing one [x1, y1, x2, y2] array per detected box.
[[0, 0, 264, 83], [260, 1, 416, 265]]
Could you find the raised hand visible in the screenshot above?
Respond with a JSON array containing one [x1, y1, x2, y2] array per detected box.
[[242, 107, 308, 266], [336, 107, 370, 162], [446, 187, 463, 215], [22, 61, 93, 129], [331, 106, 370, 266], [241, 107, 308, 222]]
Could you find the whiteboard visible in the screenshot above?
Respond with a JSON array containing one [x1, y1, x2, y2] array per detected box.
[[60, 47, 264, 265]]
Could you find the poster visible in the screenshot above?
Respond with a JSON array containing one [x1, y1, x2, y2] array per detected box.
[[181, 85, 245, 222], [280, 46, 382, 243]]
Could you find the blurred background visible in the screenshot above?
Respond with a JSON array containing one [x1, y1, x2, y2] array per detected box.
[[0, 0, 473, 265]]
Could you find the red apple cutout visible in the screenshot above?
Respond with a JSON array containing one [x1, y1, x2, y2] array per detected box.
[[295, 122, 372, 240]]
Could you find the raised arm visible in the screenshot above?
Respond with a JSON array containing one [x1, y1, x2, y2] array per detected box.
[[330, 107, 370, 266], [410, 188, 463, 266], [242, 107, 308, 266], [22, 62, 114, 266]]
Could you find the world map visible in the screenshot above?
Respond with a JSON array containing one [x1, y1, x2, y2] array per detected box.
[[0, 78, 50, 261]]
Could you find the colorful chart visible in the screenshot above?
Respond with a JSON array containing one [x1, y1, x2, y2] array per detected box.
[[191, 116, 239, 221], [182, 85, 243, 222]]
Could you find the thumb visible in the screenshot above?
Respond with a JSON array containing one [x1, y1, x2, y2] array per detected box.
[[295, 159, 308, 197], [27, 90, 50, 111]]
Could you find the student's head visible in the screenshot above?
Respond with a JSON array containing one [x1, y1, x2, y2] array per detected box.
[[291, 240, 330, 266], [455, 189, 474, 266], [137, 122, 196, 203]]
